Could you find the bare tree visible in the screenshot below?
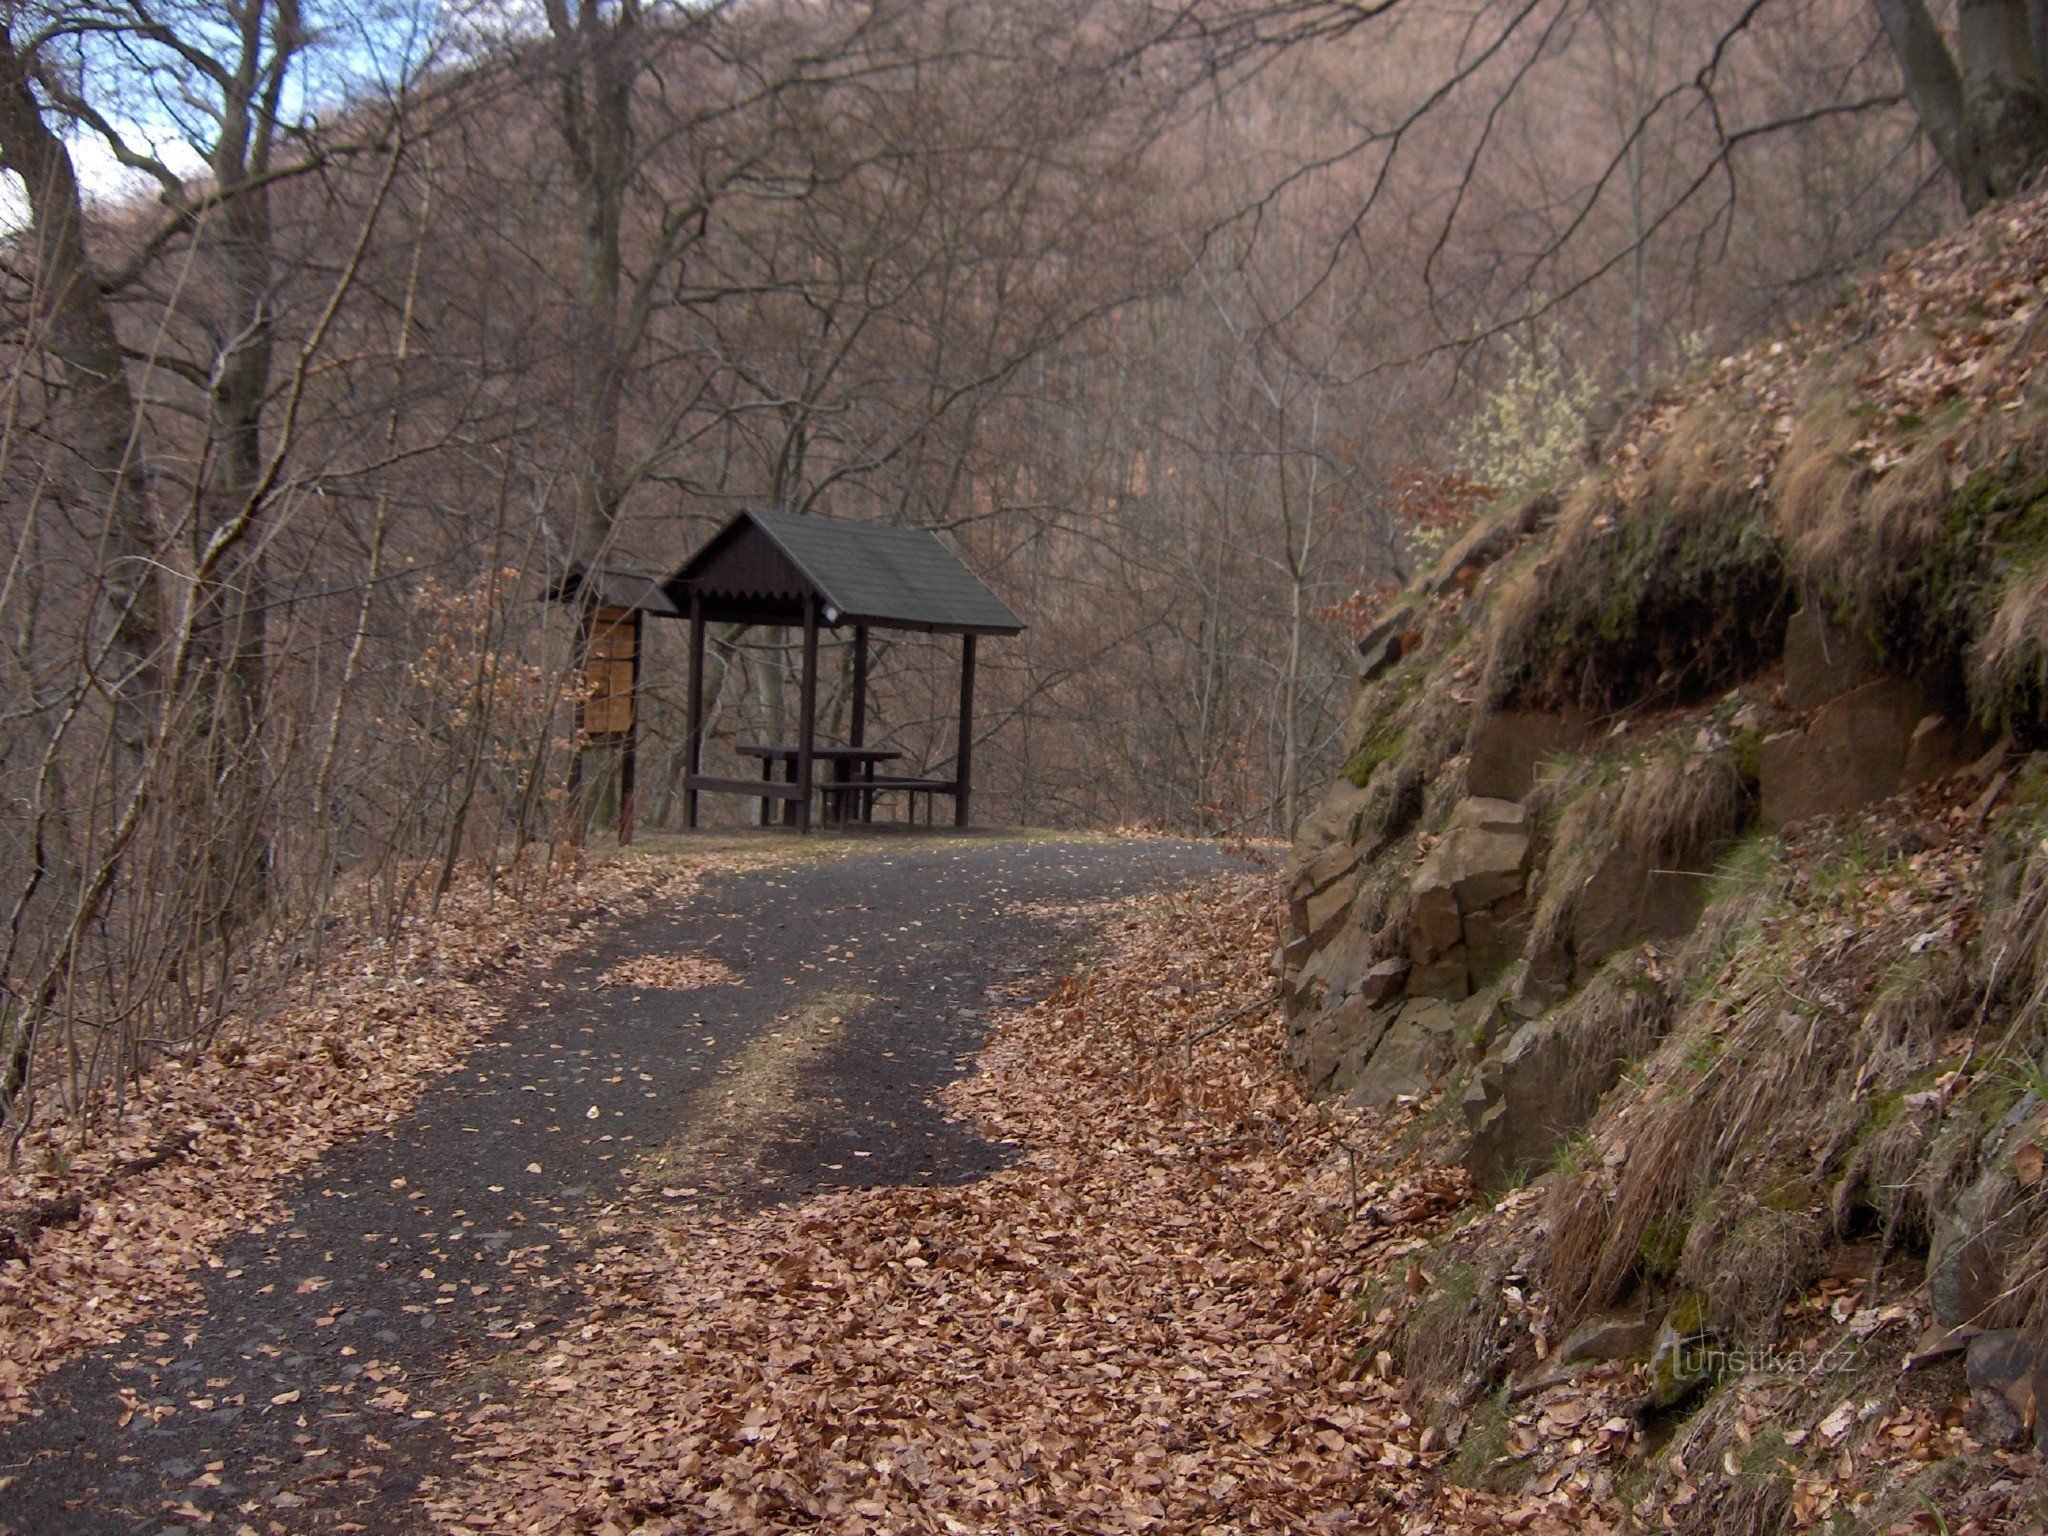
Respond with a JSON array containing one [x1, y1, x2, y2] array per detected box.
[[0, 20, 161, 774], [1874, 0, 2048, 207]]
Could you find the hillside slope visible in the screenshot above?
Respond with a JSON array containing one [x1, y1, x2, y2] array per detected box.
[[1285, 192, 2048, 1532]]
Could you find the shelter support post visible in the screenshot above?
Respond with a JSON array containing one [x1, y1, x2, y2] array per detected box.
[[955, 632, 976, 828], [619, 612, 639, 846], [850, 625, 870, 825], [850, 625, 870, 747], [796, 598, 819, 833], [685, 595, 705, 830], [566, 604, 590, 848]]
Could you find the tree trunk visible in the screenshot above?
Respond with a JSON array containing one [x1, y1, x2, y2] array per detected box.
[[1960, 0, 2048, 198], [546, 0, 639, 564], [0, 26, 161, 777], [1873, 0, 1988, 206], [1874, 0, 2048, 210], [191, 0, 299, 923]]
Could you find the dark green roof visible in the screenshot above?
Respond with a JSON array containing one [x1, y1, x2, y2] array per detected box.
[[670, 510, 1024, 634], [541, 564, 681, 616]]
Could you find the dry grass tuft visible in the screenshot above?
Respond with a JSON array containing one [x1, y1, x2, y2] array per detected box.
[[1387, 1192, 1549, 1412], [1526, 774, 1619, 969], [1973, 557, 2048, 735], [1614, 739, 1754, 865], [1678, 1185, 1830, 1349], [1482, 410, 1788, 715], [1659, 1381, 1800, 1536], [1526, 736, 1755, 979], [1770, 392, 1864, 555], [1542, 838, 1975, 1337], [1773, 391, 2048, 732]]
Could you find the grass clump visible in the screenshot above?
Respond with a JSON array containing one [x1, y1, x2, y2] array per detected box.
[[1541, 822, 1975, 1342], [1444, 1385, 1525, 1491], [1484, 414, 1790, 715], [1777, 397, 2048, 741], [1525, 730, 1757, 982]]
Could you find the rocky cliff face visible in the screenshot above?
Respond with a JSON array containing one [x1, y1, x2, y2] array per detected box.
[[1284, 195, 2048, 1525]]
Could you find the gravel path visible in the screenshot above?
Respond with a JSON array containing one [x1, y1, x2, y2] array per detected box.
[[0, 834, 1235, 1536]]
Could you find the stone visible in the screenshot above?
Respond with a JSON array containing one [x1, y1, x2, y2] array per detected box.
[[1462, 909, 1500, 966], [1972, 1384, 2031, 1448], [1463, 1009, 1637, 1190], [1354, 605, 1415, 659], [1295, 997, 1398, 1095], [1303, 835, 1366, 895], [1355, 632, 1406, 684], [1343, 999, 1462, 1107], [1444, 830, 1532, 910], [1355, 607, 1423, 684], [1929, 1095, 2042, 1329], [1512, 1310, 1659, 1396], [1571, 847, 1711, 972], [1278, 930, 1312, 974], [1558, 1312, 1659, 1366], [1966, 1329, 2045, 1394], [1466, 710, 1592, 801], [1644, 1293, 1715, 1410], [1449, 796, 1529, 834], [1358, 957, 1411, 1006], [1303, 875, 1359, 947], [1758, 676, 1932, 830], [1299, 921, 1379, 1005], [1782, 606, 1884, 711], [1930, 1092, 2045, 1325], [1411, 884, 1465, 960], [1406, 948, 1471, 1002], [1902, 713, 1997, 789], [1965, 1330, 2048, 1453], [1290, 781, 1372, 872], [1456, 989, 1512, 1062], [1411, 825, 1532, 933]]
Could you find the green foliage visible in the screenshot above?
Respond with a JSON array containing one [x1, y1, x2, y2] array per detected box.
[[1731, 726, 1765, 787], [1454, 338, 1601, 495], [1549, 1130, 1596, 1176], [1345, 723, 1406, 790]]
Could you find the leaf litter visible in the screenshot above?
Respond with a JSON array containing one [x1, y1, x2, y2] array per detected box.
[[430, 875, 1476, 1536], [600, 953, 743, 991]]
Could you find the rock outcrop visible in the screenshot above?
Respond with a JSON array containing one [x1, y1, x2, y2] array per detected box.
[[1406, 799, 1532, 1002], [1465, 711, 1590, 802], [1283, 194, 2048, 1517], [1758, 609, 1995, 830]]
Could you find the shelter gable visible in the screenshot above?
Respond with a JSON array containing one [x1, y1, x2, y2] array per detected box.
[[668, 510, 1024, 635]]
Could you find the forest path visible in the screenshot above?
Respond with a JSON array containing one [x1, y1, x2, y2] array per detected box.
[[0, 832, 1234, 1536]]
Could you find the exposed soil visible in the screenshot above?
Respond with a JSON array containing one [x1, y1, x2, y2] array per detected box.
[[0, 833, 1234, 1536]]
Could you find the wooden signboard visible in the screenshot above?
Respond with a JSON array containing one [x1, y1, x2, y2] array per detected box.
[[581, 605, 639, 740]]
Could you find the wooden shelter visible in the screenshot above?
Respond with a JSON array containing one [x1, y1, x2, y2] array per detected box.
[[665, 510, 1024, 832], [544, 565, 680, 845]]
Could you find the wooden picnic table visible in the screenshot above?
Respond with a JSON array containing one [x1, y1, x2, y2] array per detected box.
[[736, 744, 902, 826]]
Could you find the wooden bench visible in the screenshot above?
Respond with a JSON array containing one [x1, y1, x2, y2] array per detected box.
[[824, 775, 959, 826]]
